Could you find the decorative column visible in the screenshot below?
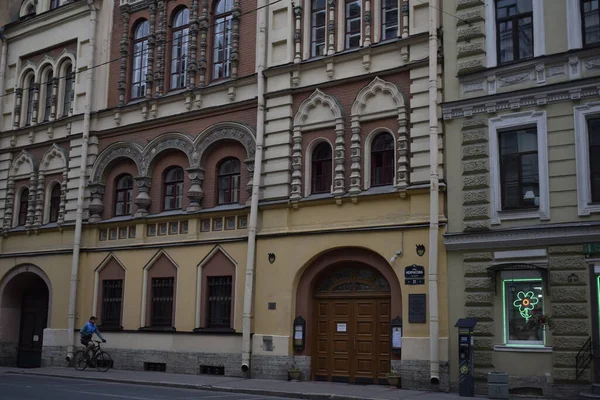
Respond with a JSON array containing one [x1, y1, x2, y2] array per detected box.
[[293, 4, 303, 64], [134, 177, 152, 217], [363, 0, 371, 47], [396, 112, 409, 191], [186, 167, 204, 211], [401, 0, 409, 39], [154, 0, 167, 96], [88, 183, 105, 223], [33, 172, 44, 228], [146, 1, 157, 99], [348, 122, 361, 196], [290, 127, 303, 203], [333, 120, 345, 198], [230, 0, 241, 79], [31, 83, 40, 125], [50, 77, 58, 121], [245, 160, 254, 205], [13, 88, 23, 129], [188, 0, 200, 89], [25, 173, 36, 229], [327, 0, 336, 56], [67, 73, 75, 116], [58, 169, 67, 225], [198, 0, 209, 86], [118, 6, 131, 107], [3, 178, 14, 230]]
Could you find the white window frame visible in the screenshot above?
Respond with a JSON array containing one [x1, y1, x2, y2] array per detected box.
[[304, 138, 335, 197], [485, 0, 546, 68], [567, 0, 583, 50], [488, 110, 549, 225], [575, 102, 600, 216]]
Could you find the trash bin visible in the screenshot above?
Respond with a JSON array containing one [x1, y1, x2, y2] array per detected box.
[[487, 372, 509, 399]]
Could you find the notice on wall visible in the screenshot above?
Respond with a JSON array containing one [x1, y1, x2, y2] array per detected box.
[[337, 323, 347, 332], [392, 328, 402, 348], [294, 331, 303, 340], [33, 335, 39, 342]]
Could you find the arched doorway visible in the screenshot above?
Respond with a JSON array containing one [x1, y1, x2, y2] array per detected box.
[[294, 248, 402, 385], [0, 268, 50, 368]]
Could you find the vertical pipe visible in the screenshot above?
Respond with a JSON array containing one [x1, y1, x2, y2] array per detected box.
[[241, 0, 267, 375], [427, 0, 440, 386], [66, 0, 98, 362], [0, 30, 7, 131]]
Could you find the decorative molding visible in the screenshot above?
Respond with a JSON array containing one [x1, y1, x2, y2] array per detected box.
[[118, 6, 131, 107], [498, 71, 533, 87], [198, 0, 209, 87], [188, 0, 199, 89], [294, 88, 343, 127], [488, 111, 550, 225], [8, 150, 35, 179], [39, 144, 67, 174], [566, 0, 583, 50], [293, 4, 303, 64], [574, 102, 600, 216], [532, 0, 545, 57], [143, 133, 195, 174], [145, 0, 156, 99], [90, 142, 144, 183], [230, 0, 241, 79]]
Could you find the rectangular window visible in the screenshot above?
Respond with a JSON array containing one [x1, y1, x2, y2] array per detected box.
[[44, 78, 53, 122], [311, 1, 327, 57], [589, 118, 600, 202], [496, 0, 533, 64], [503, 278, 544, 346], [381, 0, 399, 41], [63, 68, 74, 117], [151, 277, 174, 327], [345, 0, 361, 49], [207, 276, 232, 329], [499, 127, 539, 210], [582, 0, 600, 46], [101, 279, 123, 327]]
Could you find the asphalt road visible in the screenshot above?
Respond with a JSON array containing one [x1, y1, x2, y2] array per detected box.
[[0, 374, 294, 400]]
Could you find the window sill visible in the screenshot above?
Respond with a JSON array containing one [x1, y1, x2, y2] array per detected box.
[[193, 327, 237, 335], [494, 345, 552, 353], [492, 209, 546, 225], [579, 203, 600, 217]]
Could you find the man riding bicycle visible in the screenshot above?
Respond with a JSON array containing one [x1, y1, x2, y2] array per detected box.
[[80, 316, 106, 359]]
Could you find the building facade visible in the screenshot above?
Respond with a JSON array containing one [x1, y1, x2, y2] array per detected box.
[[443, 0, 600, 397], [0, 0, 448, 390]]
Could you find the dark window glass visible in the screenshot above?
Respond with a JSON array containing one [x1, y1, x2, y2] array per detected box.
[[588, 118, 600, 202], [63, 65, 74, 117], [44, 71, 53, 122], [345, 0, 361, 49], [170, 8, 190, 90], [49, 184, 61, 223], [311, 142, 332, 194], [213, 0, 233, 80], [582, 0, 600, 46], [50, 0, 59, 9], [496, 0, 533, 64], [217, 158, 241, 204], [114, 174, 134, 216], [163, 167, 184, 210], [101, 279, 123, 327], [207, 276, 232, 329], [25, 76, 35, 126], [382, 0, 399, 40], [18, 188, 29, 226], [499, 127, 539, 210], [311, 0, 326, 57], [371, 133, 395, 186], [132, 20, 150, 99], [150, 277, 174, 327]]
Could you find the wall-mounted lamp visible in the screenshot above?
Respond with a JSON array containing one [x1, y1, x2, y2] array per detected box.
[[390, 249, 403, 263], [268, 253, 276, 264], [293, 316, 306, 351]]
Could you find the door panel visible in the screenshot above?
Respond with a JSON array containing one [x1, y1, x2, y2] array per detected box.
[[17, 288, 49, 368], [331, 300, 352, 383], [315, 300, 330, 381]]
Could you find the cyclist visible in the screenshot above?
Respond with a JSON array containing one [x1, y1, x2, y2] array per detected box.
[[80, 316, 106, 359]]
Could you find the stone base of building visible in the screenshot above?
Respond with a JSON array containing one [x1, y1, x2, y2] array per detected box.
[[251, 355, 311, 380], [0, 342, 18, 366], [397, 360, 450, 392]]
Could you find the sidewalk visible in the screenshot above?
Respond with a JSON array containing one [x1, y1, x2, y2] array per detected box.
[[0, 366, 486, 400]]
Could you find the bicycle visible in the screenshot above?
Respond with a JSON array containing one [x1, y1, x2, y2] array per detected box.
[[73, 340, 113, 372]]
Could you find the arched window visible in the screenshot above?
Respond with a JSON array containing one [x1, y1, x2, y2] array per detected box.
[[43, 69, 53, 122], [132, 20, 150, 99], [18, 188, 29, 226], [25, 75, 35, 126], [114, 174, 134, 216], [311, 0, 326, 57], [213, 0, 233, 80], [217, 158, 240, 204], [63, 64, 74, 117], [311, 142, 332, 194], [371, 132, 394, 186], [48, 183, 61, 223], [170, 8, 190, 90], [163, 167, 184, 210]]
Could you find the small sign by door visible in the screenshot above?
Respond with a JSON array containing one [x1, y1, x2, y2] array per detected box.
[[33, 335, 39, 342], [337, 323, 347, 332]]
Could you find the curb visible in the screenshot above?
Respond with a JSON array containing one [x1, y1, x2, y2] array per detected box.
[[4, 370, 384, 400]]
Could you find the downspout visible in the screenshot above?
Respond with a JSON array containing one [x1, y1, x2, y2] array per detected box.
[[0, 29, 8, 131], [427, 0, 440, 385], [241, 0, 267, 376], [66, 0, 98, 362]]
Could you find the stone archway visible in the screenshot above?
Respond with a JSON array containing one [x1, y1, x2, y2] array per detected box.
[[294, 247, 402, 385], [0, 266, 51, 368]]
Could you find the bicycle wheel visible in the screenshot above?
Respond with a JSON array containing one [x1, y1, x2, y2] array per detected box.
[[73, 350, 88, 371], [95, 350, 113, 372]]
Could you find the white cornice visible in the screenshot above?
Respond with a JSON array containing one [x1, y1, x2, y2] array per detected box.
[[5, 2, 90, 41]]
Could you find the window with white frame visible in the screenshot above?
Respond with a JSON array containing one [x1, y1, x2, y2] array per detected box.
[[381, 0, 398, 41], [25, 75, 35, 126], [488, 111, 549, 224], [582, 0, 600, 46], [345, 0, 361, 49], [503, 277, 545, 346], [311, 0, 327, 57], [42, 68, 53, 122], [574, 103, 600, 216]]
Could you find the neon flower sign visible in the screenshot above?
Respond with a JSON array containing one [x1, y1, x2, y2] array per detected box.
[[513, 291, 539, 322]]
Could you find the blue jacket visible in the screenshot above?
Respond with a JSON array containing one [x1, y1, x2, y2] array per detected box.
[[80, 322, 104, 340]]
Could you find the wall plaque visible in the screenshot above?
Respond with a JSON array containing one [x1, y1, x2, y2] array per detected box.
[[408, 294, 427, 323]]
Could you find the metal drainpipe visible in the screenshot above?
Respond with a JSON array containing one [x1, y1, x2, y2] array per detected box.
[[241, 0, 267, 376], [0, 29, 7, 132], [428, 0, 440, 386], [66, 0, 98, 363]]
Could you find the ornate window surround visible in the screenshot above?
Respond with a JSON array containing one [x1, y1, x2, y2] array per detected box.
[[304, 138, 335, 197], [485, 0, 545, 68], [92, 253, 127, 329], [567, 0, 583, 50], [574, 102, 600, 216], [488, 110, 550, 225], [363, 128, 396, 190], [140, 249, 179, 329]]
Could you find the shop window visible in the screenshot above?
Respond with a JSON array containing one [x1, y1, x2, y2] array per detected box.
[[503, 278, 545, 346]]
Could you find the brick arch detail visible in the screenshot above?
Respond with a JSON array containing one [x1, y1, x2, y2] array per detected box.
[[90, 142, 144, 184], [293, 247, 402, 356]]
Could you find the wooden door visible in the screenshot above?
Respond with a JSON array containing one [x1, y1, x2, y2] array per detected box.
[[17, 287, 49, 368]]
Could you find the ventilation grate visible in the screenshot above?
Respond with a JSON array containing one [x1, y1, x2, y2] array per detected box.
[[199, 365, 225, 375], [144, 362, 166, 372]]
